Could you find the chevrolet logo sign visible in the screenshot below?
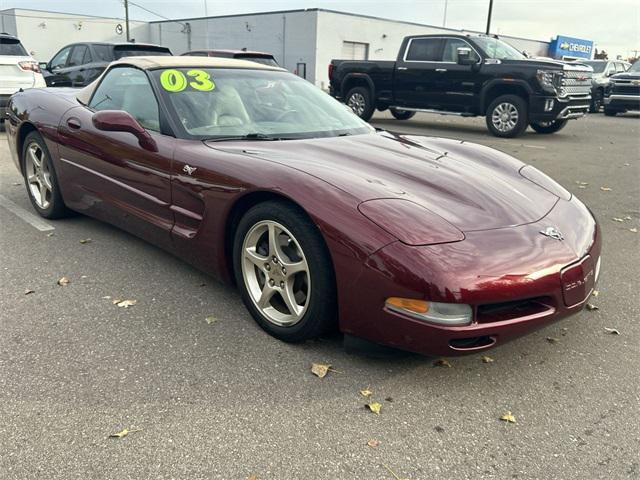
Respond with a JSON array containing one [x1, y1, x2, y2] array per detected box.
[[560, 42, 570, 49], [632, 80, 640, 86]]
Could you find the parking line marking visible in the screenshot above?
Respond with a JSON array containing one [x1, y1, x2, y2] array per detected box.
[[0, 194, 55, 232]]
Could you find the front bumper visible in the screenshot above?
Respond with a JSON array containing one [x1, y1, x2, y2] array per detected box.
[[340, 195, 601, 356], [529, 94, 591, 123], [604, 94, 640, 111]]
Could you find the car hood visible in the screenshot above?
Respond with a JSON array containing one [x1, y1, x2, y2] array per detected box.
[[209, 132, 560, 232], [611, 71, 640, 80]]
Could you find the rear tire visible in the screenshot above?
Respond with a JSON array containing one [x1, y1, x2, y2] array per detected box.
[[529, 119, 568, 134], [233, 201, 337, 343], [345, 86, 375, 121], [390, 108, 416, 120], [21, 131, 71, 219], [485, 94, 528, 138]]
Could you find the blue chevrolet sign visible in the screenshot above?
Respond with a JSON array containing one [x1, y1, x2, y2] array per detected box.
[[549, 35, 594, 59]]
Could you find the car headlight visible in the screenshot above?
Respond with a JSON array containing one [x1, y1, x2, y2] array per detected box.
[[358, 198, 464, 246], [385, 297, 472, 326], [520, 165, 571, 201], [537, 69, 562, 94]]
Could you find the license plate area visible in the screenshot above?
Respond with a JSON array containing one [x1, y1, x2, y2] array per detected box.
[[561, 255, 595, 307]]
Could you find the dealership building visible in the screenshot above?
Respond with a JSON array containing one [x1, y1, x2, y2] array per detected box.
[[1, 7, 594, 88]]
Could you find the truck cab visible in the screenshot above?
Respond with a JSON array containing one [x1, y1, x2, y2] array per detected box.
[[329, 34, 593, 137]]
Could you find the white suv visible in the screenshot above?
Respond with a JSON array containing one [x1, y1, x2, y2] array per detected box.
[[1, 33, 46, 122]]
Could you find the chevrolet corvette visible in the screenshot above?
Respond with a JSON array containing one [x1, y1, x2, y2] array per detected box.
[[5, 56, 601, 356]]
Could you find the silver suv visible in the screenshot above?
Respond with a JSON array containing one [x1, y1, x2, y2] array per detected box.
[[579, 60, 631, 112], [0, 33, 46, 122]]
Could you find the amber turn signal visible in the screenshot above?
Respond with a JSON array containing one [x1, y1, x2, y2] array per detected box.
[[385, 297, 430, 314]]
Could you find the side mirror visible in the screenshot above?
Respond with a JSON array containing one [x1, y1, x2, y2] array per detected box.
[[39, 61, 49, 71], [456, 47, 477, 65], [92, 110, 158, 152]]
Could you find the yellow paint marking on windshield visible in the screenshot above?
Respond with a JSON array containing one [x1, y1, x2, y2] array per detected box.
[[160, 69, 215, 92], [187, 69, 215, 91]]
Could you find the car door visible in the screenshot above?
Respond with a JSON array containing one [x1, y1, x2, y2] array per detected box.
[[393, 37, 444, 108], [56, 66, 176, 249], [45, 46, 72, 87], [66, 44, 92, 87], [433, 38, 483, 112]]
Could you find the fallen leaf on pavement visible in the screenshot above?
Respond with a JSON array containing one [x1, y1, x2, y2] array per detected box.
[[575, 181, 589, 186], [433, 358, 452, 368], [561, 327, 568, 336], [11, 182, 21, 186], [600, 187, 612, 192], [79, 238, 92, 244], [500, 412, 517, 423], [24, 289, 34, 295], [366, 402, 382, 415], [586, 303, 599, 311], [116, 299, 137, 308], [482, 356, 494, 363], [359, 388, 373, 398], [385, 397, 394, 402], [630, 228, 638, 233], [367, 439, 381, 448], [247, 476, 258, 480], [604, 327, 620, 335], [57, 277, 70, 286], [578, 185, 587, 189], [591, 290, 599, 297], [311, 363, 332, 378], [546, 337, 559, 344], [623, 216, 632, 220], [612, 218, 624, 222], [109, 427, 141, 439], [205, 315, 218, 325], [46, 232, 55, 237]]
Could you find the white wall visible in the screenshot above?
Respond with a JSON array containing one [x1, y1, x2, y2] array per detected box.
[[0, 9, 149, 62], [149, 10, 318, 82]]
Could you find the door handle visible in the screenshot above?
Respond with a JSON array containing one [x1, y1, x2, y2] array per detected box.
[[397, 67, 408, 71], [436, 68, 448, 72], [66, 117, 81, 130]]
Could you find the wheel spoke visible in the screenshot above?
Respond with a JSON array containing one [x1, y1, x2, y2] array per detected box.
[[257, 284, 275, 309], [39, 182, 48, 204], [281, 279, 301, 316], [27, 174, 37, 184], [245, 247, 267, 269], [267, 223, 282, 261], [281, 258, 306, 276], [29, 147, 41, 169]]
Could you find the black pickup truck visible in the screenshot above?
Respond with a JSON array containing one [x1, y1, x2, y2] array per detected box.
[[329, 34, 593, 137]]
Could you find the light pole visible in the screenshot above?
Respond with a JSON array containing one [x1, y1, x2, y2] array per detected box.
[[442, 0, 448, 27], [485, 0, 494, 34], [204, 0, 209, 49], [124, 0, 130, 41]]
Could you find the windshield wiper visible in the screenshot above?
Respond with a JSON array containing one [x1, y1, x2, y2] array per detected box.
[[205, 133, 295, 142]]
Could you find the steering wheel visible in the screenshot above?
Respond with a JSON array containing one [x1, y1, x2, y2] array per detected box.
[[274, 109, 299, 122]]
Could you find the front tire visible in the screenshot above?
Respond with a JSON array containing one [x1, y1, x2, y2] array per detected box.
[[390, 108, 416, 120], [604, 107, 619, 117], [233, 201, 337, 343], [345, 86, 375, 121], [589, 89, 603, 113], [22, 131, 70, 219], [485, 94, 528, 138], [529, 119, 568, 134]]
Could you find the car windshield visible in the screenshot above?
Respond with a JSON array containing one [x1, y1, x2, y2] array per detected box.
[[580, 61, 606, 73], [0, 38, 28, 56], [238, 56, 279, 67], [114, 48, 171, 59], [473, 37, 526, 60], [628, 61, 640, 73], [152, 68, 373, 140]]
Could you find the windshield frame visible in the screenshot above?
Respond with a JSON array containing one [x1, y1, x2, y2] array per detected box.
[[472, 36, 527, 61], [149, 67, 374, 141]]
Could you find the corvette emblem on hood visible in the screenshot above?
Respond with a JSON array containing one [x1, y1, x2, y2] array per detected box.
[[540, 226, 564, 241]]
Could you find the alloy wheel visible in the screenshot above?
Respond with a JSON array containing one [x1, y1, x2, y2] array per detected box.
[[25, 142, 52, 209], [241, 220, 311, 327], [347, 93, 366, 116], [491, 102, 519, 133]]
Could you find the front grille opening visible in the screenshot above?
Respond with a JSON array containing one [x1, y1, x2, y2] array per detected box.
[[449, 336, 495, 350], [477, 296, 554, 323]]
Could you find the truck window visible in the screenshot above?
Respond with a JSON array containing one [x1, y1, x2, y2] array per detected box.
[[405, 38, 444, 62], [442, 39, 479, 63]]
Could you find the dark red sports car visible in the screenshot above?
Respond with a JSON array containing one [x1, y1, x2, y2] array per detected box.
[[5, 56, 601, 356]]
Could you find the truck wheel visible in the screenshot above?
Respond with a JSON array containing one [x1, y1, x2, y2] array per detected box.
[[345, 87, 375, 121], [589, 89, 603, 113], [390, 108, 416, 120], [604, 107, 618, 117], [529, 119, 568, 134], [485, 95, 528, 138]]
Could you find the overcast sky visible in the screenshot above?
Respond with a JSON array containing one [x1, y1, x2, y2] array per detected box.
[[2, 0, 638, 58]]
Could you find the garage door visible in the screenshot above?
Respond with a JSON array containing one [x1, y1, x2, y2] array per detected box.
[[341, 41, 369, 60]]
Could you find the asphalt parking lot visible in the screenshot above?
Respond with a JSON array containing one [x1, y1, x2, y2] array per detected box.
[[1, 112, 638, 480]]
